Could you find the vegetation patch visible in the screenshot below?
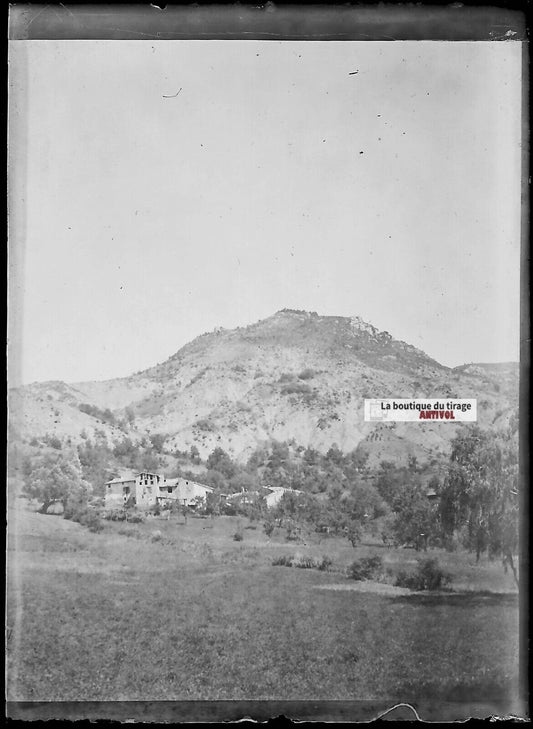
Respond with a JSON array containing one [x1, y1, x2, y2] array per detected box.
[[78, 403, 116, 425], [395, 557, 452, 592], [272, 554, 333, 572], [195, 419, 215, 432], [347, 555, 383, 582], [298, 368, 316, 381]]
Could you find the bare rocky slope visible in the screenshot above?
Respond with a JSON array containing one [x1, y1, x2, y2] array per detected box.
[[9, 310, 519, 466]]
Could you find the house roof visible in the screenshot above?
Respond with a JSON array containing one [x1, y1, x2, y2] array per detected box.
[[163, 477, 213, 491]]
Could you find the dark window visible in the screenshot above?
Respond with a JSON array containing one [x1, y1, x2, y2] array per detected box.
[[167, 487, 172, 493]]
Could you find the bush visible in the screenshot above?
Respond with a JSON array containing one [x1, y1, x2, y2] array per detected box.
[[318, 555, 333, 572], [294, 556, 318, 569], [127, 512, 145, 524], [272, 555, 294, 567], [233, 531, 243, 542], [263, 520, 275, 538], [278, 373, 295, 383], [298, 368, 316, 380], [222, 502, 238, 516], [103, 508, 128, 521], [281, 382, 313, 396], [347, 555, 383, 581], [195, 419, 215, 432], [83, 510, 104, 533], [395, 557, 452, 591], [64, 499, 104, 534], [63, 499, 89, 523]]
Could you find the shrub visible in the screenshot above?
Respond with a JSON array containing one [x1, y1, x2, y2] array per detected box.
[[233, 531, 243, 542], [272, 555, 294, 567], [294, 556, 318, 569], [244, 524, 257, 530], [298, 368, 316, 380], [83, 510, 104, 533], [318, 555, 333, 572], [195, 419, 215, 432], [127, 512, 145, 524], [281, 382, 313, 396], [63, 499, 88, 523], [278, 373, 295, 383], [347, 555, 383, 581], [395, 557, 452, 591], [222, 502, 238, 516], [346, 522, 362, 548], [103, 509, 128, 521], [263, 520, 275, 538]]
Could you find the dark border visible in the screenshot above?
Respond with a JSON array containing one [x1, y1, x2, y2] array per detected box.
[[6, 2, 529, 723], [8, 4, 528, 41], [518, 39, 531, 714], [4, 697, 528, 722]]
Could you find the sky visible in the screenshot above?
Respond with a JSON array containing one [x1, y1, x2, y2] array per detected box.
[[8, 40, 523, 385]]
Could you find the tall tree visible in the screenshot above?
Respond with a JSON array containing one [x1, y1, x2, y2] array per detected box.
[[23, 450, 91, 513], [439, 425, 519, 583]]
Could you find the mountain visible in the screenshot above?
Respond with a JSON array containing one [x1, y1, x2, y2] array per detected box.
[[9, 310, 519, 466]]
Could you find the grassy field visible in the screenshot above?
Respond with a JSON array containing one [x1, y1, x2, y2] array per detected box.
[[6, 493, 521, 712]]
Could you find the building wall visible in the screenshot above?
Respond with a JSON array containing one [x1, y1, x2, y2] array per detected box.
[[135, 472, 163, 508], [173, 479, 213, 506], [104, 479, 136, 509]]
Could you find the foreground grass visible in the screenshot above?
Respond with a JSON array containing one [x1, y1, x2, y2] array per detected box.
[[7, 500, 520, 704]]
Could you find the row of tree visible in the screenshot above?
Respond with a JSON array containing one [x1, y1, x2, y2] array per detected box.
[[18, 419, 519, 581]]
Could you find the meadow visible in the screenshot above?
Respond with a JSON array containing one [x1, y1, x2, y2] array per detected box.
[[6, 493, 522, 717]]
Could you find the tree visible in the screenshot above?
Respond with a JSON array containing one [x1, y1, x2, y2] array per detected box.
[[375, 461, 407, 507], [205, 488, 223, 517], [189, 445, 201, 464], [439, 426, 519, 582], [391, 482, 438, 551], [23, 450, 91, 514], [135, 450, 161, 473], [202, 469, 228, 491], [150, 433, 166, 454], [77, 437, 114, 495], [113, 437, 135, 459], [325, 443, 344, 467], [206, 447, 236, 479]]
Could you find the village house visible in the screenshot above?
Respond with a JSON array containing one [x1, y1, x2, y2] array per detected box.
[[104, 472, 213, 510], [157, 477, 214, 508], [225, 485, 303, 510], [104, 471, 163, 509], [264, 486, 303, 509]]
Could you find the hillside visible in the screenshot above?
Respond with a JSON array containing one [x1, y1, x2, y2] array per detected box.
[[9, 310, 519, 466]]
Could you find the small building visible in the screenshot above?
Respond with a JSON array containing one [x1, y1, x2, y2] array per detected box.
[[104, 471, 163, 509], [159, 477, 214, 508]]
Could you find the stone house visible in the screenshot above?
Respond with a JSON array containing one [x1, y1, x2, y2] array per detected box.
[[104, 472, 213, 510]]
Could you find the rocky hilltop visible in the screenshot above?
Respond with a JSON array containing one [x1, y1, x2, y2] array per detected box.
[[9, 310, 519, 466]]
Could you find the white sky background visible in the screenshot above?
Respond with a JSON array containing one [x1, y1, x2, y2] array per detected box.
[[9, 40, 523, 385]]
